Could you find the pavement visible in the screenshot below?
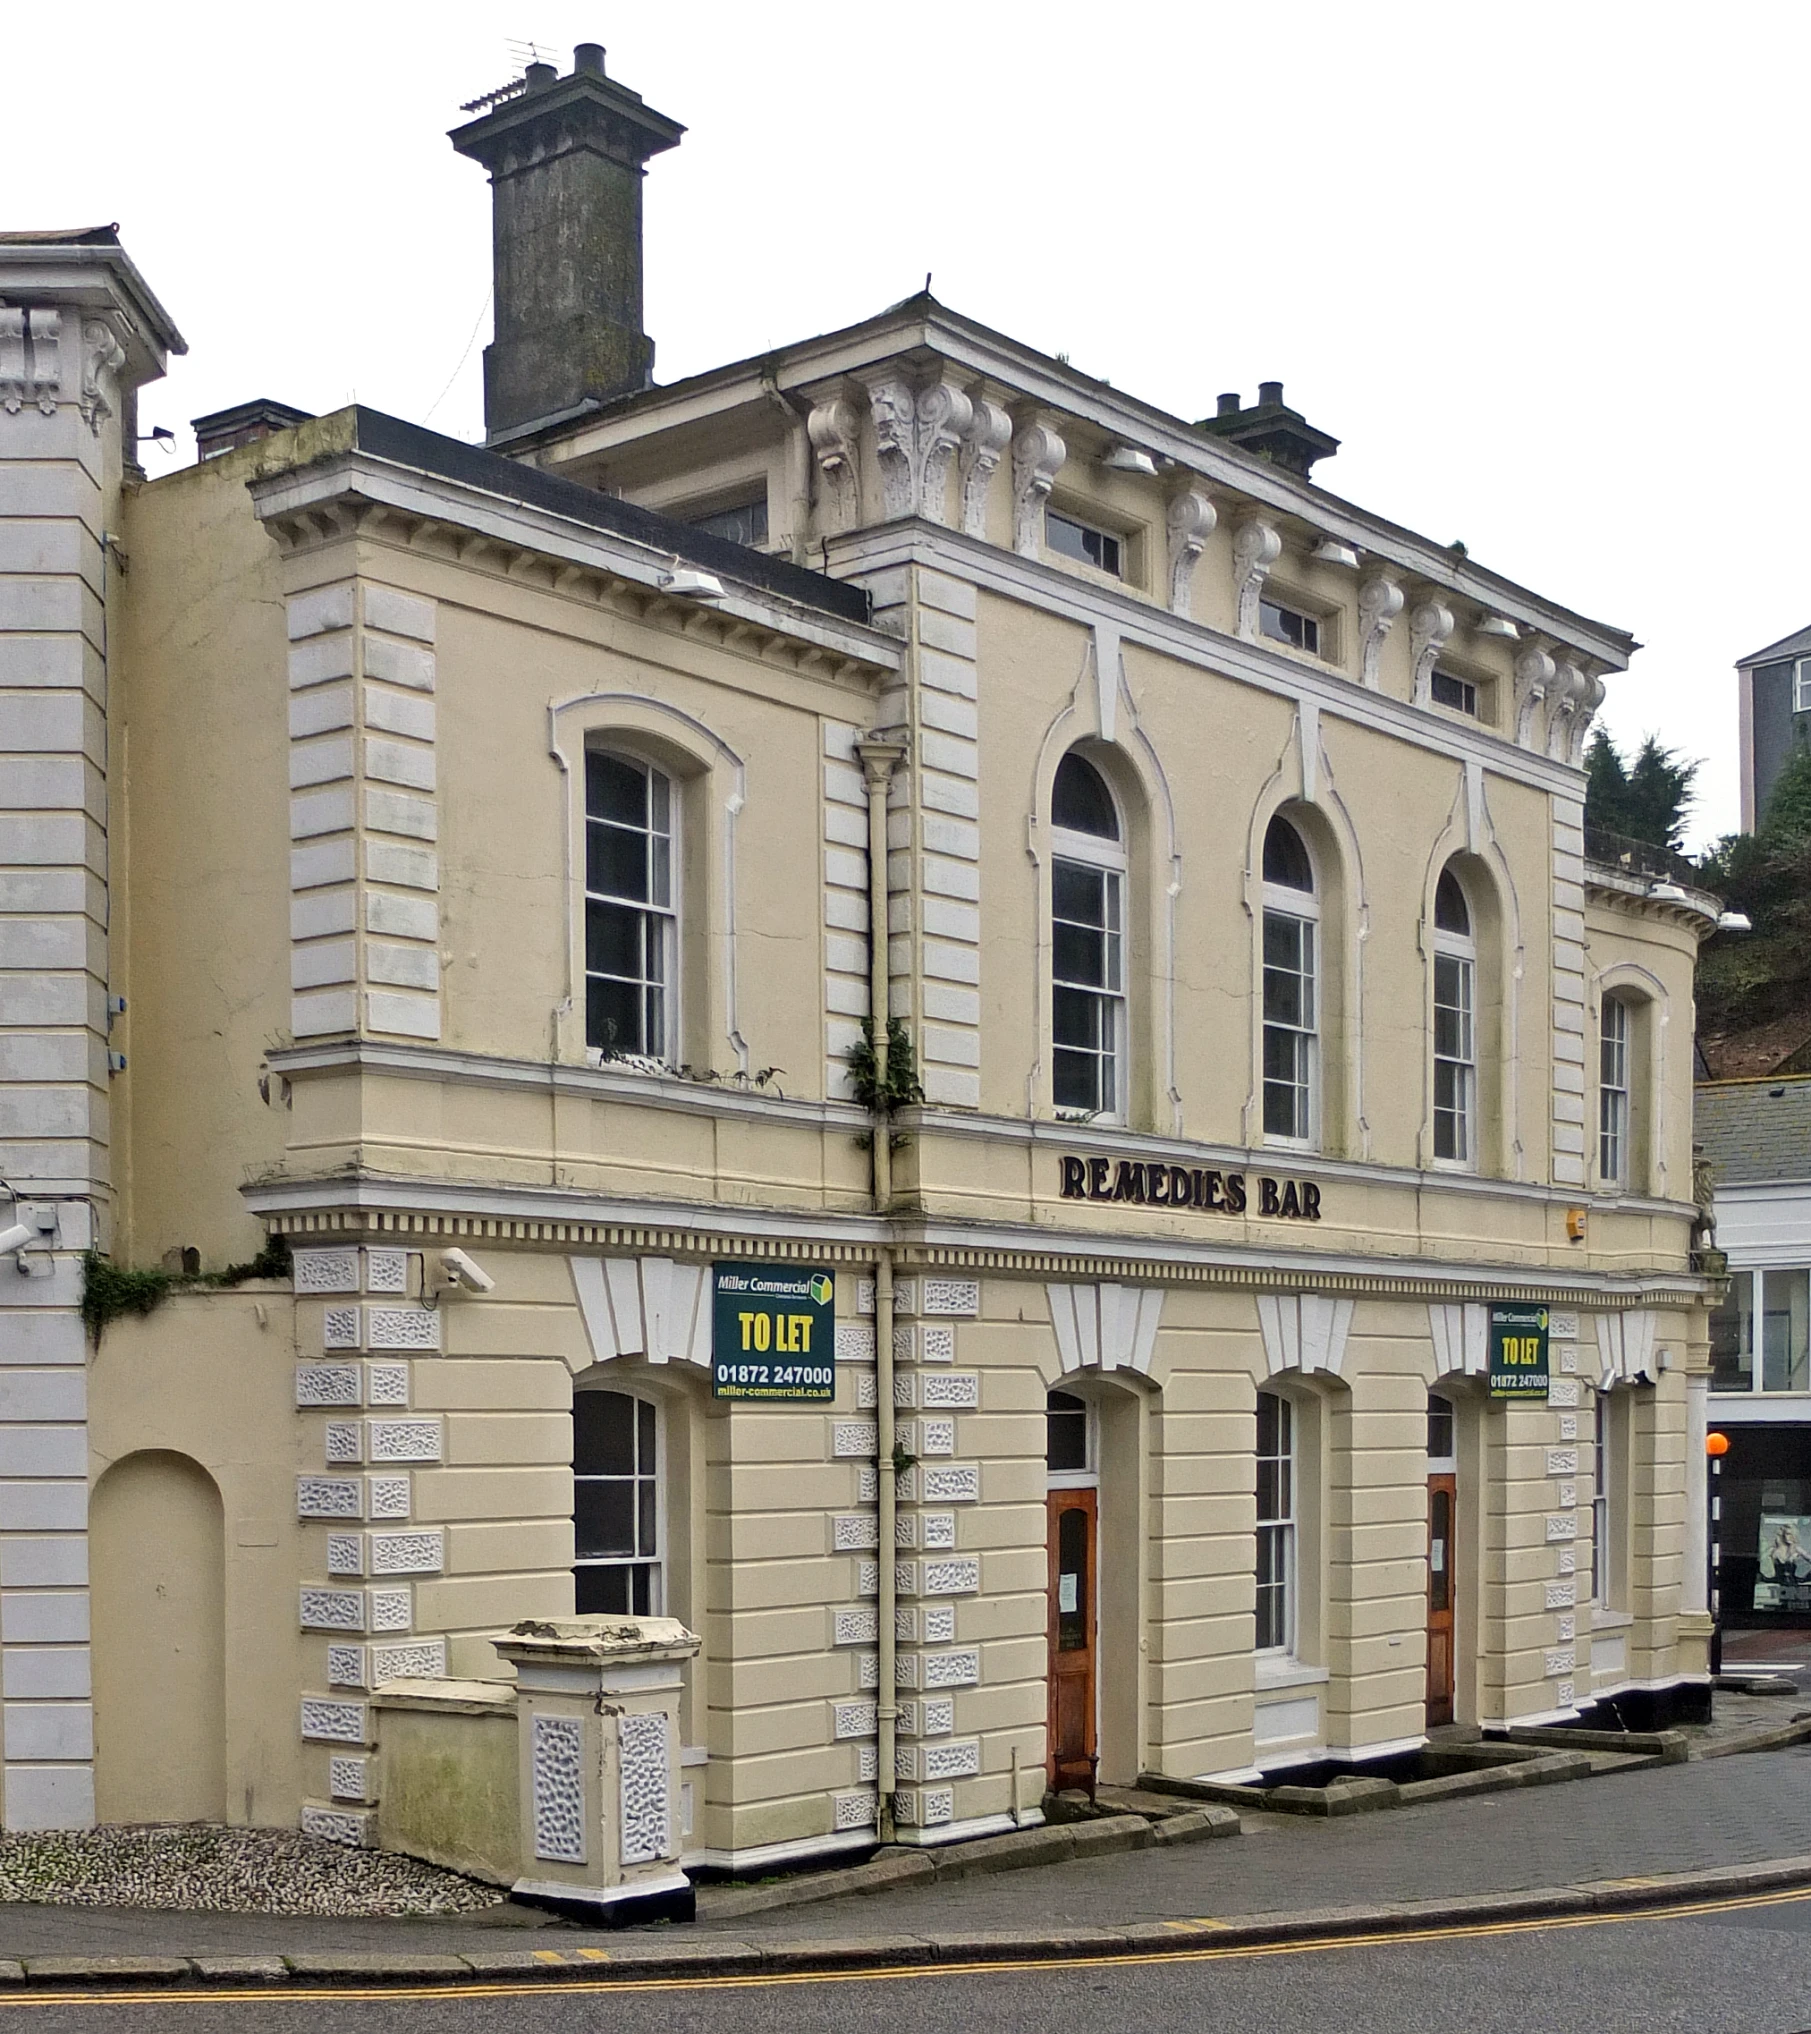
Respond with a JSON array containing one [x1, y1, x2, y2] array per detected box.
[[1, 1674, 1810, 1991]]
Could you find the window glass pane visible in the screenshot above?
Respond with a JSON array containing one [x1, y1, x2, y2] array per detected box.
[[1052, 760, 1118, 840], [587, 820, 649, 904], [1053, 1047, 1098, 1114], [1762, 1270, 1811, 1393], [1435, 868, 1470, 935], [586, 898, 643, 979], [638, 1479, 658, 1558], [575, 1564, 631, 1615], [1052, 858, 1106, 927], [1263, 816, 1313, 891], [586, 750, 646, 827], [586, 974, 642, 1057], [1046, 1390, 1089, 1472], [574, 1391, 636, 1475], [1431, 669, 1477, 714], [1053, 922, 1106, 992], [1260, 600, 1317, 652], [1710, 1273, 1754, 1391], [1428, 1395, 1455, 1460], [574, 1479, 636, 1558], [688, 498, 768, 546], [637, 1397, 657, 1472]]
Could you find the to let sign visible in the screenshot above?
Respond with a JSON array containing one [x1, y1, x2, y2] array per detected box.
[[1488, 1303, 1551, 1401], [711, 1263, 836, 1402]]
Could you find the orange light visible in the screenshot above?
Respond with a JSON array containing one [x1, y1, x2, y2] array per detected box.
[[1705, 1431, 1731, 1458], [1566, 1208, 1587, 1241]]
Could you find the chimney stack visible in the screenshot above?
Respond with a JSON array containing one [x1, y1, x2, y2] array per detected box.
[[451, 45, 684, 440]]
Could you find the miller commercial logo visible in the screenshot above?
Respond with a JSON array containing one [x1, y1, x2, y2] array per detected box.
[[1058, 1153, 1323, 1221]]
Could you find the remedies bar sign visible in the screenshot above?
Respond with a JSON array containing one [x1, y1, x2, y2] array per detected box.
[[712, 1263, 836, 1402], [1488, 1303, 1550, 1401]]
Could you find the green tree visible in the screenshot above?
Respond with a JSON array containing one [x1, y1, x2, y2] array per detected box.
[[1585, 730, 1698, 852], [1696, 737, 1811, 1051]]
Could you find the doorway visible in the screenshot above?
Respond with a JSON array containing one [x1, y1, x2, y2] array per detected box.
[[1426, 1394, 1458, 1728], [1046, 1388, 1098, 1793]]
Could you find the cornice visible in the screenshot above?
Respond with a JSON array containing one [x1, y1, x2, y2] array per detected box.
[[248, 451, 903, 682], [242, 1168, 1708, 1308], [830, 521, 1593, 801], [532, 301, 1633, 670]]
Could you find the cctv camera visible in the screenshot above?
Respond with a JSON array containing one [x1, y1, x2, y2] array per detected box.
[[0, 1222, 32, 1258], [437, 1248, 495, 1294]]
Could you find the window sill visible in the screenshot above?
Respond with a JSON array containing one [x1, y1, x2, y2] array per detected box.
[[1254, 1655, 1329, 1693], [1590, 1607, 1634, 1632]]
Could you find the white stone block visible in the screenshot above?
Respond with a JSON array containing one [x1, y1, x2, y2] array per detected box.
[[0, 1315, 85, 1367], [3, 1700, 92, 1761], [364, 737, 436, 792], [291, 989, 358, 1037], [0, 634, 87, 688], [823, 760, 866, 809], [363, 586, 436, 644], [0, 1087, 89, 1141], [365, 942, 438, 991], [918, 570, 977, 619], [0, 756, 86, 806], [824, 846, 868, 893], [288, 686, 355, 742], [923, 1024, 980, 1068], [364, 990, 441, 1040], [920, 691, 978, 740], [288, 635, 355, 689], [364, 840, 438, 891], [291, 940, 356, 991], [292, 839, 357, 891], [365, 789, 437, 841], [0, 1592, 88, 1643], [290, 788, 355, 840], [0, 813, 86, 867], [921, 770, 980, 821], [920, 897, 980, 942], [363, 687, 436, 741], [1, 1645, 89, 1698], [292, 889, 357, 941], [0, 691, 87, 755], [0, 1373, 85, 1424], [289, 736, 355, 790], [921, 815, 979, 862], [918, 611, 977, 662], [826, 976, 869, 1018], [0, 1540, 86, 1589], [824, 804, 868, 851], [365, 892, 437, 942], [822, 721, 859, 761], [0, 1477, 87, 1534], [0, 870, 85, 914], [0, 1037, 86, 1084], [287, 584, 356, 639], [922, 1067, 980, 1108], [3, 1764, 94, 1831]]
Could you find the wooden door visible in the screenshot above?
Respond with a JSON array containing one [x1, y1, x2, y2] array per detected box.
[[1047, 1489, 1098, 1793], [1426, 1472, 1457, 1727]]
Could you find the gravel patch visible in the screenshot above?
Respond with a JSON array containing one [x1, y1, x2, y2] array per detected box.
[[0, 1826, 508, 1917]]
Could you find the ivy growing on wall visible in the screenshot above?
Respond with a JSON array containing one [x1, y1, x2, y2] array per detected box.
[[846, 1017, 924, 1116], [80, 1235, 292, 1346]]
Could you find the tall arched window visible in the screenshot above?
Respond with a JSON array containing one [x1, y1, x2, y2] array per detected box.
[[585, 749, 675, 1059], [1599, 995, 1631, 1185], [1432, 866, 1476, 1164], [1262, 815, 1318, 1145], [1051, 751, 1126, 1118], [1255, 1389, 1295, 1653], [573, 1387, 661, 1614]]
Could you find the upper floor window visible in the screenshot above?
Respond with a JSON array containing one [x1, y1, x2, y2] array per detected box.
[[1261, 815, 1318, 1145], [1259, 599, 1320, 657], [1046, 1389, 1094, 1482], [1800, 660, 1811, 714], [585, 750, 675, 1060], [1046, 509, 1123, 578], [1599, 996, 1631, 1185], [1051, 752, 1125, 1118], [1432, 867, 1476, 1165], [1711, 1268, 1809, 1394], [687, 496, 768, 547], [1255, 1390, 1295, 1653], [1431, 669, 1478, 716], [574, 1387, 661, 1614]]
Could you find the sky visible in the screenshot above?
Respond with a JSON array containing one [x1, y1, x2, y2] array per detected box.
[[16, 2, 1807, 850]]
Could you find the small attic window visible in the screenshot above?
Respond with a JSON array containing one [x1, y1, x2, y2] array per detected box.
[[686, 496, 768, 547], [1431, 669, 1478, 716], [1046, 509, 1122, 578]]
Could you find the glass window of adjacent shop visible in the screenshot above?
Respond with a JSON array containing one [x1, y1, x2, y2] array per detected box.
[[1262, 815, 1319, 1146], [585, 749, 676, 1061], [1432, 867, 1476, 1164], [1051, 751, 1127, 1119], [573, 1388, 661, 1614], [1712, 1270, 1810, 1394], [1255, 1390, 1296, 1653]]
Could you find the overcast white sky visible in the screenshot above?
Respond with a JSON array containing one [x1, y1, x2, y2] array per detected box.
[[19, 3, 1807, 847]]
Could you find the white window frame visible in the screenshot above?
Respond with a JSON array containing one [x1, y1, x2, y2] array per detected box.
[[584, 748, 678, 1064], [572, 1384, 665, 1616], [1427, 1392, 1458, 1473], [1045, 506, 1125, 579], [1599, 995, 1630, 1186], [1432, 876, 1477, 1168], [1045, 1388, 1100, 1492], [1797, 657, 1811, 714], [1591, 1388, 1624, 1612], [1050, 774, 1128, 1123], [1261, 823, 1319, 1149], [1259, 596, 1322, 658], [1430, 668, 1479, 717], [1255, 1389, 1297, 1657]]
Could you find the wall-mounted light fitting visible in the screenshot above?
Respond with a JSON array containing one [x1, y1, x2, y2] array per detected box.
[[1475, 615, 1519, 640], [1310, 537, 1359, 569], [1100, 444, 1158, 476], [659, 567, 727, 601]]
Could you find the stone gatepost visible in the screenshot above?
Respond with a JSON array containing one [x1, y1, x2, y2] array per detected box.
[[496, 1616, 700, 1923]]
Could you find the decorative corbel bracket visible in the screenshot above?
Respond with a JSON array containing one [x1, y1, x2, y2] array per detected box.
[[958, 399, 1013, 539], [1165, 488, 1217, 617], [807, 397, 862, 532], [1232, 519, 1282, 640], [1409, 597, 1455, 706], [1358, 573, 1404, 688], [1011, 417, 1066, 557], [79, 317, 125, 435], [1513, 642, 1556, 750]]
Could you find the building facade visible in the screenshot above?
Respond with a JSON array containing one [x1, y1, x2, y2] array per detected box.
[[0, 49, 1720, 1867], [1737, 621, 1811, 832], [1701, 1076, 1811, 1622]]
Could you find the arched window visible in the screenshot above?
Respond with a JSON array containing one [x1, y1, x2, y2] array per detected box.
[[1051, 751, 1126, 1117], [1046, 1388, 1093, 1477], [1432, 865, 1476, 1164], [1262, 815, 1318, 1144], [1255, 1389, 1295, 1653], [585, 749, 675, 1059], [1599, 995, 1631, 1185], [573, 1387, 661, 1614]]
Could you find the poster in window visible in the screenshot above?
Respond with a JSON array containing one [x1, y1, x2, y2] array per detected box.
[[1756, 1514, 1811, 1612], [711, 1263, 836, 1401], [1487, 1303, 1550, 1400]]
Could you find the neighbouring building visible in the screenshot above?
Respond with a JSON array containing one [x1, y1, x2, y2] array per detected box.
[[0, 44, 1722, 1882], [1700, 1076, 1811, 1622], [1737, 622, 1811, 832]]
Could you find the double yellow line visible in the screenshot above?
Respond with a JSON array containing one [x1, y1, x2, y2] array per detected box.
[[3, 1884, 1806, 2010]]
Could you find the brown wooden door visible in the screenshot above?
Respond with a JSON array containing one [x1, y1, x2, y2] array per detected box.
[[1047, 1489, 1098, 1793], [1426, 1472, 1457, 1727]]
